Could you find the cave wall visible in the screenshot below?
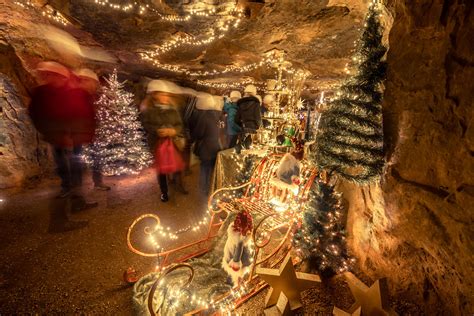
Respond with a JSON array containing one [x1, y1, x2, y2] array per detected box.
[[0, 42, 51, 189], [345, 0, 473, 314]]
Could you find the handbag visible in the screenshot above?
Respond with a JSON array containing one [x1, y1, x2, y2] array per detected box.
[[172, 135, 186, 152], [155, 138, 185, 174]]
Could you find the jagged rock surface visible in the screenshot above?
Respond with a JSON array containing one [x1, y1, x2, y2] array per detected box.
[[344, 1, 474, 314]]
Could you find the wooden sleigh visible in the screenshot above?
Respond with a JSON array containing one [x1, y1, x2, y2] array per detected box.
[[126, 154, 319, 315]]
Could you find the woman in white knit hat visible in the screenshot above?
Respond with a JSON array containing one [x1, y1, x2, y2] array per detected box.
[[141, 80, 187, 202]]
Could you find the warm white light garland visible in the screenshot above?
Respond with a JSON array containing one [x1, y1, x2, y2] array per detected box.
[[142, 12, 242, 58], [15, 1, 71, 26], [140, 53, 265, 77], [196, 78, 265, 91], [141, 50, 293, 77], [88, 0, 242, 21]]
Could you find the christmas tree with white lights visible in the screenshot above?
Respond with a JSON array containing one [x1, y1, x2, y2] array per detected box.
[[84, 69, 152, 176], [315, 1, 387, 184], [292, 178, 353, 276]]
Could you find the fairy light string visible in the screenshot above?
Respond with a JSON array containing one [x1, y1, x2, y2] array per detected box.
[[89, 0, 241, 19], [142, 11, 243, 58], [14, 1, 71, 26]]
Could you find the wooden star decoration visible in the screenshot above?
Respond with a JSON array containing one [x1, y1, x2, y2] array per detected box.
[[256, 253, 321, 311], [341, 272, 397, 316], [264, 293, 292, 316], [333, 306, 362, 316]]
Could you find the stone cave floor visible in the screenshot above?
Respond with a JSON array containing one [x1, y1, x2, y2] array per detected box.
[[0, 165, 423, 315]]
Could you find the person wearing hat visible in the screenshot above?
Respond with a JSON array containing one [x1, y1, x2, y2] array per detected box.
[[29, 61, 72, 148], [141, 80, 188, 202], [31, 61, 95, 198], [262, 94, 275, 114], [74, 68, 110, 191], [234, 84, 262, 153], [223, 90, 242, 148], [188, 92, 225, 196], [29, 61, 96, 231]]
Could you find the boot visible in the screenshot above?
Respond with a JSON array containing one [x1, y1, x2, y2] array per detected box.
[[160, 193, 169, 202]]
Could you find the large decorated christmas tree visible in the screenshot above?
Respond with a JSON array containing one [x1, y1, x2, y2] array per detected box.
[[315, 1, 387, 184], [84, 70, 152, 176]]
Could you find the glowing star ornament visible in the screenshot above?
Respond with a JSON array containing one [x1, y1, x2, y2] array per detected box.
[[338, 272, 397, 316], [296, 98, 305, 110], [256, 253, 321, 311]]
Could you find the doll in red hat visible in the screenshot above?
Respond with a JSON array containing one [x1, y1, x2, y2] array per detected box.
[[222, 209, 254, 285]]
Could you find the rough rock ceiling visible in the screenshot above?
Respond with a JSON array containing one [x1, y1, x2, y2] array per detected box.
[[4, 0, 370, 93]]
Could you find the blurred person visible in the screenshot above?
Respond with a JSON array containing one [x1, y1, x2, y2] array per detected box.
[[190, 93, 224, 196], [74, 68, 110, 191], [141, 80, 188, 202], [176, 87, 198, 176], [255, 95, 265, 114], [234, 84, 262, 153], [213, 95, 227, 149], [262, 94, 275, 114], [261, 94, 275, 128], [223, 90, 242, 148], [29, 61, 96, 231], [29, 61, 97, 198]]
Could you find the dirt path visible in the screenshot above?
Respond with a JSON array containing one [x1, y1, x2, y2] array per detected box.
[[0, 167, 209, 315], [0, 167, 421, 315]]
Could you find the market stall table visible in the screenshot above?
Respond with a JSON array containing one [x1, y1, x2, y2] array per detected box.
[[210, 147, 268, 193]]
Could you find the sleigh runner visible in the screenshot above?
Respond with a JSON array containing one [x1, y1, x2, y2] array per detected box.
[[127, 154, 319, 315]]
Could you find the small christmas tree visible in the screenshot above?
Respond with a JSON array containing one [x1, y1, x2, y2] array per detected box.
[[315, 1, 387, 184], [84, 70, 152, 176], [292, 178, 353, 276]]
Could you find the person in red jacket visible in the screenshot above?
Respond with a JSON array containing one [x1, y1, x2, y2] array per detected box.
[[74, 68, 110, 191], [29, 61, 97, 200], [29, 61, 98, 232]]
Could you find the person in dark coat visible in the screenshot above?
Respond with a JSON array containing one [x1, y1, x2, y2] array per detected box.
[[190, 93, 224, 196], [141, 80, 188, 202], [234, 84, 262, 153], [180, 89, 198, 175]]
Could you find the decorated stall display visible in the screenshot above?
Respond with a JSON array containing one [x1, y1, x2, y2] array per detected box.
[[275, 153, 300, 185], [270, 139, 304, 207], [252, 50, 311, 154], [128, 154, 320, 315], [222, 210, 254, 286], [281, 124, 297, 147]]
